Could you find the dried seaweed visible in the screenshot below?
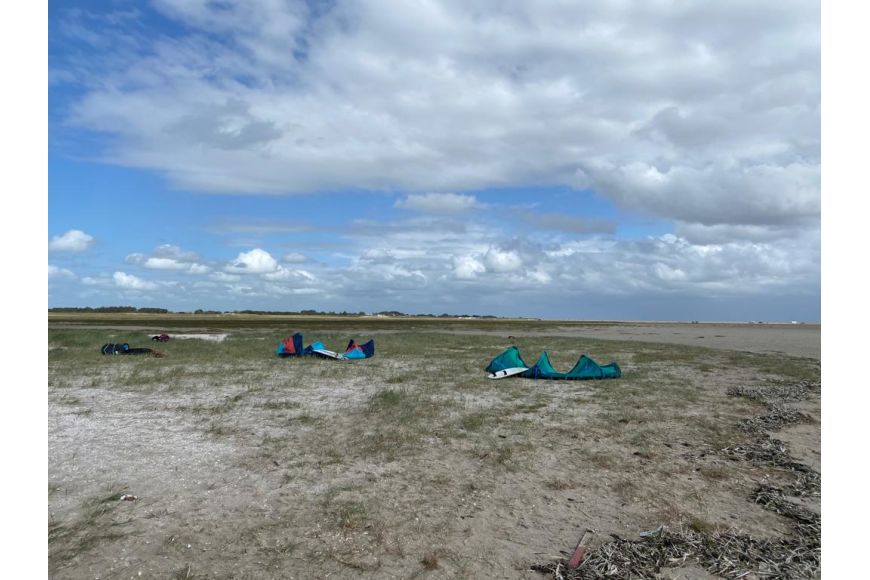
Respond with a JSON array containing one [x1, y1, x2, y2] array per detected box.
[[737, 405, 811, 433], [531, 523, 819, 579], [532, 381, 821, 579], [726, 381, 819, 405]]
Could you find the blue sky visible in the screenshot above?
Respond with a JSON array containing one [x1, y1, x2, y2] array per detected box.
[[47, 0, 820, 320]]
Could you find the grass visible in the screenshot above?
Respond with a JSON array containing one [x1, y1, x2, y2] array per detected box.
[[686, 515, 719, 535], [49, 486, 131, 567], [320, 485, 377, 532], [47, 318, 820, 577], [421, 550, 442, 570], [544, 478, 576, 490]]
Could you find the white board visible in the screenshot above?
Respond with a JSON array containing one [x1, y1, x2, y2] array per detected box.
[[312, 348, 344, 360], [486, 367, 528, 380]]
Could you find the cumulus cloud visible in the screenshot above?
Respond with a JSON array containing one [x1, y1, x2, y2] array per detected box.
[[483, 247, 523, 273], [143, 257, 189, 270], [227, 248, 279, 273], [580, 160, 820, 228], [54, 217, 818, 319], [48, 265, 75, 279], [453, 255, 486, 280], [395, 193, 479, 214], [113, 271, 157, 290], [54, 1, 818, 234], [49, 230, 94, 252], [126, 244, 210, 274]]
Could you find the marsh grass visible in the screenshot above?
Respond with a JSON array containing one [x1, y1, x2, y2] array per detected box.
[[48, 321, 820, 577], [49, 485, 131, 567], [205, 422, 235, 437], [320, 485, 377, 531], [421, 549, 443, 570], [544, 478, 577, 490]]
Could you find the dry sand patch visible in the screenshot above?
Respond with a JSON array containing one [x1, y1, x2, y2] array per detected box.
[[165, 333, 229, 342]]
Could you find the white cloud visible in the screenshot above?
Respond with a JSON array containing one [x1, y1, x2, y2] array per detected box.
[[81, 276, 108, 287], [53, 218, 818, 319], [187, 263, 211, 274], [126, 245, 210, 274], [529, 268, 552, 285], [56, 1, 819, 233], [49, 230, 94, 252], [580, 160, 820, 228], [48, 265, 75, 279], [653, 263, 688, 282], [227, 248, 278, 273], [153, 244, 200, 262], [395, 193, 479, 214], [283, 252, 307, 263], [262, 266, 317, 283], [144, 257, 188, 270], [454, 255, 485, 280], [210, 271, 241, 282], [113, 271, 157, 290], [47, 3, 820, 319], [483, 247, 523, 273]]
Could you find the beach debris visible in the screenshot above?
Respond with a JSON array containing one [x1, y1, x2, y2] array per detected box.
[[567, 529, 594, 569], [726, 380, 819, 405], [532, 523, 819, 579], [532, 380, 821, 579], [101, 343, 164, 357], [639, 525, 664, 539], [119, 494, 138, 501], [170, 333, 229, 342]]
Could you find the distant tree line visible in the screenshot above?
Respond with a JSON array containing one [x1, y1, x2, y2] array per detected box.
[[50, 306, 499, 318], [236, 309, 368, 316], [49, 306, 170, 313]]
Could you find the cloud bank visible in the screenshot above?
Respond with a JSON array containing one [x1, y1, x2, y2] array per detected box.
[[53, 1, 818, 238]]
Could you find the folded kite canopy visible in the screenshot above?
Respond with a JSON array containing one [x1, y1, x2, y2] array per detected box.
[[344, 339, 375, 359], [520, 351, 564, 379], [276, 333, 305, 357], [485, 346, 528, 373], [565, 354, 621, 379], [276, 332, 375, 360], [486, 346, 620, 380]]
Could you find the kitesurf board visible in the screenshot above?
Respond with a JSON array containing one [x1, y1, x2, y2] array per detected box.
[[312, 348, 344, 360], [486, 367, 528, 379]]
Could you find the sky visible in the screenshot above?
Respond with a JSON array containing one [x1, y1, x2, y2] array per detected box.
[[46, 0, 821, 321]]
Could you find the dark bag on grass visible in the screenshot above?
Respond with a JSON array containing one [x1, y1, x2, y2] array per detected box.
[[100, 343, 130, 355]]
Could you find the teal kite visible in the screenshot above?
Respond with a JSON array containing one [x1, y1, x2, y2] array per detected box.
[[486, 346, 621, 380]]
